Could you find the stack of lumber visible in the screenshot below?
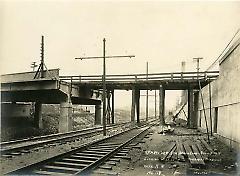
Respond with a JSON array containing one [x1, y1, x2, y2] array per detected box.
[[160, 138, 214, 168]]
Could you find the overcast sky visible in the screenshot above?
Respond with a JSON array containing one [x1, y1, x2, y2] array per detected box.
[[1, 0, 240, 110]]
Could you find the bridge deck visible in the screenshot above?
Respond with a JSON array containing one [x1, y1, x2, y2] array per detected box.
[[60, 71, 219, 90]]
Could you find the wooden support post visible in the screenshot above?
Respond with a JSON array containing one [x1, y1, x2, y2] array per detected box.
[[159, 85, 165, 125], [131, 88, 136, 122], [111, 90, 114, 124]]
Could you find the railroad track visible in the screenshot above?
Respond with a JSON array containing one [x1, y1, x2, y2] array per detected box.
[[5, 124, 153, 175], [0, 122, 133, 157]]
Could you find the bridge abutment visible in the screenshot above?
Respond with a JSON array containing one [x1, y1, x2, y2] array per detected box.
[[59, 97, 73, 133]]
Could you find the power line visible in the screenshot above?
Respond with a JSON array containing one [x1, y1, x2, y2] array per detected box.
[[75, 38, 135, 136]]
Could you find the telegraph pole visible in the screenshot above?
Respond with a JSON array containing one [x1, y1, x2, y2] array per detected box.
[[34, 36, 45, 79], [75, 38, 135, 136], [102, 38, 106, 135], [40, 36, 44, 78]]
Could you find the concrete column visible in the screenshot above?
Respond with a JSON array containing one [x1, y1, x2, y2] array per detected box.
[[59, 97, 72, 133], [193, 91, 199, 128], [135, 89, 140, 124], [34, 102, 43, 129], [159, 85, 165, 125], [131, 88, 136, 122], [188, 89, 194, 128], [95, 104, 101, 125], [111, 90, 114, 124]]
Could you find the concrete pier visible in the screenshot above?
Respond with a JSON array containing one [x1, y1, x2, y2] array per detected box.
[[34, 102, 43, 129], [59, 98, 72, 133], [95, 104, 101, 125]]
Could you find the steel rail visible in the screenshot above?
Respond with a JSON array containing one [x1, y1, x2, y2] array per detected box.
[[5, 122, 155, 175], [0, 122, 132, 155], [0, 122, 130, 147], [76, 126, 150, 175]]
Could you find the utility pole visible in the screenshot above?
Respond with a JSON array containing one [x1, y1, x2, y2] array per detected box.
[[40, 36, 44, 78], [31, 62, 38, 71], [34, 36, 46, 79], [146, 61, 149, 121], [193, 57, 210, 143], [75, 38, 135, 136]]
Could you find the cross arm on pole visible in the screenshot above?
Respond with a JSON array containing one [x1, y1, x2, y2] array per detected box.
[[75, 55, 135, 60]]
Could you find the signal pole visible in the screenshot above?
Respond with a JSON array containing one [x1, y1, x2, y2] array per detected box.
[[75, 38, 135, 136], [31, 62, 38, 71]]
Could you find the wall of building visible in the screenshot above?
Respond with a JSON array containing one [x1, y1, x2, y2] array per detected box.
[[198, 42, 240, 151]]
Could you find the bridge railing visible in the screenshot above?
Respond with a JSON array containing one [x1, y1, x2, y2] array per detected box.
[[59, 71, 219, 83]]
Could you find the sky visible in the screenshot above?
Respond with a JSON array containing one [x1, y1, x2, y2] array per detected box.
[[1, 0, 240, 110]]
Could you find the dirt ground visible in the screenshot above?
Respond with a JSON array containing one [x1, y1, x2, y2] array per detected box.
[[113, 125, 240, 176]]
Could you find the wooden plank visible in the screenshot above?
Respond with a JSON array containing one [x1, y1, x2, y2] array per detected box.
[[176, 139, 185, 162], [108, 158, 120, 162], [161, 143, 176, 161], [93, 170, 118, 176], [199, 139, 214, 154], [99, 165, 112, 170], [170, 146, 178, 161], [183, 143, 198, 166], [105, 161, 117, 166], [190, 144, 205, 166], [196, 141, 208, 161]]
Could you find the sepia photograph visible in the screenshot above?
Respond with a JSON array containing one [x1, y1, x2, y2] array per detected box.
[[0, 0, 240, 175]]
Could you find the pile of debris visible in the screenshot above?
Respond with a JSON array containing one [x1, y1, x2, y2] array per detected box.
[[158, 125, 175, 134]]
